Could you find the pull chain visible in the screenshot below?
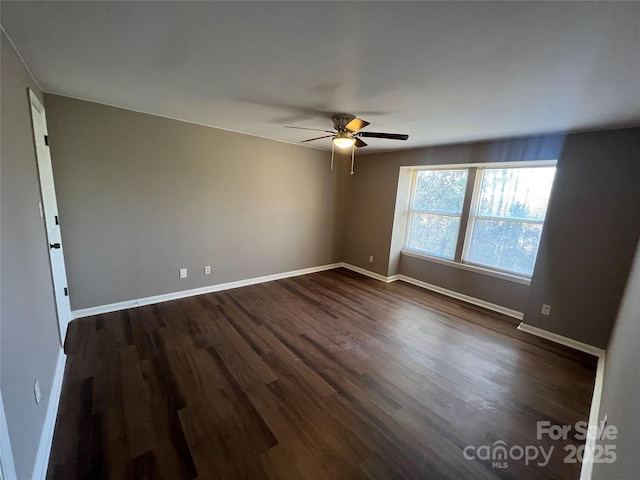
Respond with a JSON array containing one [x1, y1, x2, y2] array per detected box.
[[350, 144, 355, 175], [331, 142, 335, 171]]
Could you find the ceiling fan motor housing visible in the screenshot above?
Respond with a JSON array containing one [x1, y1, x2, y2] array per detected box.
[[332, 114, 357, 131]]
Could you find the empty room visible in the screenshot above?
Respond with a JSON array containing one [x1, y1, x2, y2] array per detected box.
[[1, 2, 639, 479]]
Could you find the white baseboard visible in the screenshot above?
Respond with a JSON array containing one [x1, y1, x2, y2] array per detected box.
[[580, 354, 606, 480], [516, 323, 606, 480], [341, 263, 398, 283], [73, 262, 521, 321], [0, 390, 17, 480], [397, 274, 524, 319], [516, 323, 605, 358], [72, 263, 343, 319], [340, 264, 523, 319], [32, 348, 66, 480]]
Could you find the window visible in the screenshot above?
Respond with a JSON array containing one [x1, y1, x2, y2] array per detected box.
[[406, 170, 468, 259], [405, 163, 556, 278]]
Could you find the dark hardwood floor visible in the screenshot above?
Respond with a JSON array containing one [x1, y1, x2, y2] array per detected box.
[[47, 268, 597, 479]]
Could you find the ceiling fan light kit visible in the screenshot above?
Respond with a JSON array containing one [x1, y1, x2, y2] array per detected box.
[[285, 113, 409, 175], [332, 132, 356, 149]]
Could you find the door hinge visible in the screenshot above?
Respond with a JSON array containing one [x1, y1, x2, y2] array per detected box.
[[44, 135, 49, 146], [64, 287, 69, 296], [55, 215, 59, 225]]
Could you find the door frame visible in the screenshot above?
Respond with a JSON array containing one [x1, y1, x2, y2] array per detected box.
[[0, 389, 17, 480], [28, 89, 72, 345]]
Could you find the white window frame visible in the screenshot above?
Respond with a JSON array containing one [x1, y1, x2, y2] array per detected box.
[[403, 160, 557, 282], [404, 168, 468, 261]]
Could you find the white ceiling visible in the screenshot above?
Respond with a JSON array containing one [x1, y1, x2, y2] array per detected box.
[[2, 1, 639, 153]]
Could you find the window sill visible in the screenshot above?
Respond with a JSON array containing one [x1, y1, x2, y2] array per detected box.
[[401, 249, 532, 286]]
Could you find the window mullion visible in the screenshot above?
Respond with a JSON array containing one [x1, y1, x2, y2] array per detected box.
[[473, 215, 545, 225], [454, 167, 478, 263], [409, 209, 462, 216], [461, 168, 484, 263]]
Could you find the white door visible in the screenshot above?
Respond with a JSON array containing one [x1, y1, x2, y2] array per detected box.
[[0, 389, 17, 480], [29, 89, 71, 345]]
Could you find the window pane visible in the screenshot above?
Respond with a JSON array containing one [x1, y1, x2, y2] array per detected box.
[[412, 170, 468, 214], [407, 213, 460, 259], [477, 167, 555, 221], [467, 219, 543, 276]]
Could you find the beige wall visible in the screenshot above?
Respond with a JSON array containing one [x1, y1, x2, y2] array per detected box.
[[342, 134, 566, 313], [342, 129, 640, 347], [44, 94, 345, 310], [523, 129, 640, 348], [1, 32, 63, 478], [342, 134, 567, 274], [399, 255, 529, 313], [592, 238, 640, 479]]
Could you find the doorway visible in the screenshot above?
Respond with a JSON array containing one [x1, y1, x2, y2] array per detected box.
[[29, 89, 71, 345]]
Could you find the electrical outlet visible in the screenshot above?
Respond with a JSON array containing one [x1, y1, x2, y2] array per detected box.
[[179, 268, 187, 279], [541, 304, 551, 316], [369, 255, 374, 263], [34, 380, 41, 405], [204, 265, 211, 275]]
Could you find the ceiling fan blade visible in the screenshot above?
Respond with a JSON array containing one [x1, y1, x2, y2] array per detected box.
[[355, 137, 368, 148], [345, 117, 370, 132], [301, 135, 334, 143], [358, 132, 409, 141], [285, 126, 335, 133]]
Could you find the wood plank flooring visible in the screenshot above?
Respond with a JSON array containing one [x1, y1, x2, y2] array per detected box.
[[47, 268, 597, 479]]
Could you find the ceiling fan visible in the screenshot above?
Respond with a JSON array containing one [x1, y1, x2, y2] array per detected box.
[[285, 114, 409, 174], [285, 113, 409, 150]]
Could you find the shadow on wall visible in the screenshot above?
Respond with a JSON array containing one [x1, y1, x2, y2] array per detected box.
[[523, 128, 640, 349], [344, 127, 640, 350]]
